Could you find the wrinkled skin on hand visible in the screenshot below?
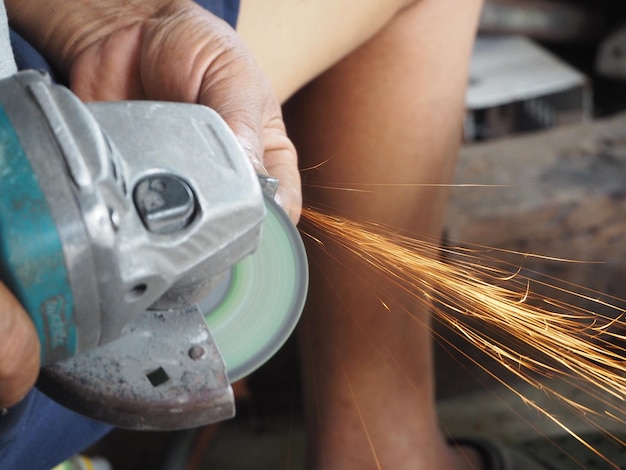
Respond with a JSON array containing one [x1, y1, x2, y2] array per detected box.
[[2, 0, 301, 407]]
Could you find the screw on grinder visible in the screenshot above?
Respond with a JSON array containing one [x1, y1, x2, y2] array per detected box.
[[0, 71, 308, 430]]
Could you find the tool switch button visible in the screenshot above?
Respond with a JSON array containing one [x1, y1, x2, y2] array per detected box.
[[133, 173, 196, 234]]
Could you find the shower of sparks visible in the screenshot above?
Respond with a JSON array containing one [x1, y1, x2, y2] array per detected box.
[[300, 206, 626, 469]]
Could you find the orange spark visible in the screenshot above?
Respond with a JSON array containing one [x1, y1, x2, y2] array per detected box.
[[300, 205, 626, 468]]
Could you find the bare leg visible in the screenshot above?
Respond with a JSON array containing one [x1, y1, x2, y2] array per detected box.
[[239, 1, 483, 468]]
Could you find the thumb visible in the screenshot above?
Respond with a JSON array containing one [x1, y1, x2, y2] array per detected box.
[[0, 282, 40, 408]]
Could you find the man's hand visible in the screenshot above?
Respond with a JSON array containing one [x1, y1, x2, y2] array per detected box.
[[0, 282, 39, 408], [7, 0, 302, 223]]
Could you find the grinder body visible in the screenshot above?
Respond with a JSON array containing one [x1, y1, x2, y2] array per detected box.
[[0, 71, 305, 430]]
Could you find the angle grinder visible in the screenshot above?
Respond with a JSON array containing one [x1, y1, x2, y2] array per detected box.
[[0, 71, 308, 430]]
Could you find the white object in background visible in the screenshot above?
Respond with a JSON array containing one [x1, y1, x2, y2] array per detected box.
[[465, 35, 591, 140]]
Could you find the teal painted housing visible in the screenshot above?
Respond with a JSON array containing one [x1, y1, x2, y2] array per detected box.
[[0, 105, 76, 364]]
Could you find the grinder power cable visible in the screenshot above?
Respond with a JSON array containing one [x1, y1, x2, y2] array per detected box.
[[0, 71, 308, 430]]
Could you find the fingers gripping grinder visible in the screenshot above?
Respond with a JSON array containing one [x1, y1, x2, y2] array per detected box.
[[0, 71, 308, 430]]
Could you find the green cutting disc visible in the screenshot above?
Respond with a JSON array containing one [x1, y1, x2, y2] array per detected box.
[[201, 196, 308, 382]]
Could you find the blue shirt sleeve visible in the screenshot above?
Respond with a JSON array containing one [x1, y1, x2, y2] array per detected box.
[[0, 389, 111, 469]]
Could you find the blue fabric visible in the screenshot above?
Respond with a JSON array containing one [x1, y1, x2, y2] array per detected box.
[[9, 30, 58, 81], [0, 0, 241, 468], [197, 0, 241, 30], [0, 390, 112, 469]]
